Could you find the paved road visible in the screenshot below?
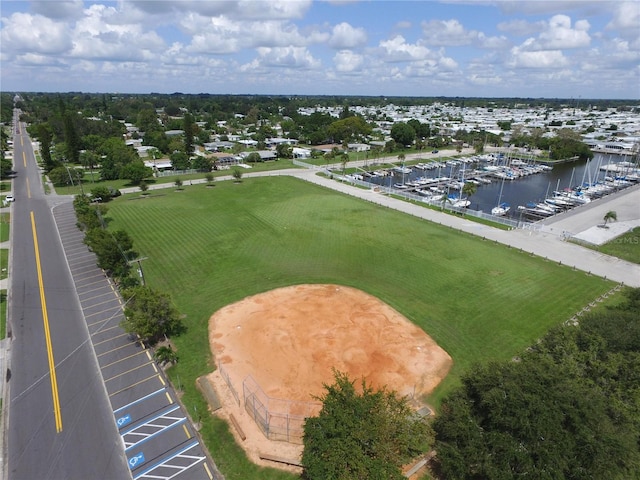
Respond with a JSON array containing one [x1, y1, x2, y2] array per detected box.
[[5, 115, 132, 479], [3, 115, 219, 480], [122, 165, 640, 287]]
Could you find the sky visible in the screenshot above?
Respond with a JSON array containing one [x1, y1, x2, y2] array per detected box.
[[1, 0, 639, 99]]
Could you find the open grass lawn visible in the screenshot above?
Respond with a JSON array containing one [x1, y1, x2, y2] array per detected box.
[[106, 176, 612, 479], [0, 213, 9, 242], [596, 227, 640, 264], [0, 250, 8, 280]]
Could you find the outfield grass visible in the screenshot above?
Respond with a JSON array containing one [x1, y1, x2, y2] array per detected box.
[[106, 176, 613, 478]]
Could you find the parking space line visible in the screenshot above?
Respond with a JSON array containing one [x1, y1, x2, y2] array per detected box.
[[87, 306, 122, 322], [78, 284, 115, 296], [94, 332, 130, 346], [82, 297, 124, 311], [102, 350, 149, 370], [109, 374, 163, 398], [114, 387, 168, 415], [97, 342, 137, 357], [91, 324, 123, 336], [104, 361, 155, 383], [121, 404, 181, 436], [132, 440, 203, 480]]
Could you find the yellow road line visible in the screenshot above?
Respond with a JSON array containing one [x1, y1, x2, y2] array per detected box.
[[183, 424, 191, 439], [203, 462, 213, 479], [22, 151, 26, 167], [26, 177, 31, 198], [31, 211, 63, 433]]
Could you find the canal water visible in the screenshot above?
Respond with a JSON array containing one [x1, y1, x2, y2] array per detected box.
[[367, 153, 636, 218]]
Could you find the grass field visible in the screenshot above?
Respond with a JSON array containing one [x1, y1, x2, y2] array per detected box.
[[596, 227, 640, 264], [106, 175, 613, 478], [0, 214, 9, 242]]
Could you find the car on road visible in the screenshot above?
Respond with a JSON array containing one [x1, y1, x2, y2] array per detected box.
[[431, 150, 439, 154]]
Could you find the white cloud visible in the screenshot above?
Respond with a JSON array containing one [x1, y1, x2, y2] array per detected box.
[[377, 35, 432, 62], [0, 12, 72, 55], [537, 15, 590, 49], [509, 43, 568, 68], [333, 50, 363, 72], [328, 22, 367, 49], [69, 5, 166, 61], [421, 19, 477, 46], [253, 46, 321, 69], [606, 1, 640, 45]]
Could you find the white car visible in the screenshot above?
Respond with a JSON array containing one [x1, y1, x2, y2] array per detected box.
[[5, 195, 14, 203]]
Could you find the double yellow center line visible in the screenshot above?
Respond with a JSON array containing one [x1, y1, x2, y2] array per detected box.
[[30, 211, 63, 432]]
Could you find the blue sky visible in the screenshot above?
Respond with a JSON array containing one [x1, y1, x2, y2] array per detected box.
[[1, 1, 639, 98]]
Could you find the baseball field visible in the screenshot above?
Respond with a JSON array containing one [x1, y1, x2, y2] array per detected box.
[[106, 175, 614, 478]]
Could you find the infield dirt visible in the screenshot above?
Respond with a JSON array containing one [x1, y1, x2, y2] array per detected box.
[[207, 284, 452, 470]]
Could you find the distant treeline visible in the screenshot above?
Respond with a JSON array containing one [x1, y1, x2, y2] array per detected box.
[[2, 92, 638, 126]]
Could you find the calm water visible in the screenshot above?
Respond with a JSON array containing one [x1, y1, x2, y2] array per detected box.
[[367, 153, 635, 218]]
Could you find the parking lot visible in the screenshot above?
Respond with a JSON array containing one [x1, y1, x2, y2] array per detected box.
[[53, 201, 218, 480]]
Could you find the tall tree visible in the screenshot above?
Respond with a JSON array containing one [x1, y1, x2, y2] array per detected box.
[[63, 111, 81, 163], [303, 371, 431, 480], [120, 286, 183, 344], [390, 122, 416, 147], [183, 112, 195, 156]]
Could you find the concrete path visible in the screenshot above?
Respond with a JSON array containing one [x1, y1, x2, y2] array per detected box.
[[120, 168, 640, 287]]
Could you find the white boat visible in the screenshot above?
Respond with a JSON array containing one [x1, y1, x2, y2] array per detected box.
[[491, 202, 510, 216]]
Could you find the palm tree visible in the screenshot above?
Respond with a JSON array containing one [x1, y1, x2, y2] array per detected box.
[[462, 182, 477, 203], [154, 345, 178, 367], [232, 167, 243, 182], [603, 210, 617, 226], [440, 193, 452, 211], [174, 178, 183, 190]]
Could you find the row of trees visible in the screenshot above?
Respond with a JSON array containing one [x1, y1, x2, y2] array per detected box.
[[432, 287, 640, 479], [73, 194, 183, 344]]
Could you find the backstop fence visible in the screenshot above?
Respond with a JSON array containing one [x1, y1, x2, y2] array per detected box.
[[217, 362, 240, 406], [242, 375, 322, 444]]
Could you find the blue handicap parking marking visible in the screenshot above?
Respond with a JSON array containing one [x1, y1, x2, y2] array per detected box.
[[128, 452, 145, 470], [116, 413, 132, 428]]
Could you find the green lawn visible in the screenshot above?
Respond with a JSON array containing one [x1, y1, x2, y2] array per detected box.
[[596, 227, 640, 264], [0, 214, 9, 242], [0, 250, 7, 280], [106, 176, 613, 479]]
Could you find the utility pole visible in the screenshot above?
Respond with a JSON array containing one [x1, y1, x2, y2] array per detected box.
[[128, 256, 148, 285]]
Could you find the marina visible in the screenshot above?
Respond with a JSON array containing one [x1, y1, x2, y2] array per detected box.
[[346, 152, 639, 221]]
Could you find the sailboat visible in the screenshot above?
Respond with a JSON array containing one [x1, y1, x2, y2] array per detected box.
[[491, 176, 510, 216]]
